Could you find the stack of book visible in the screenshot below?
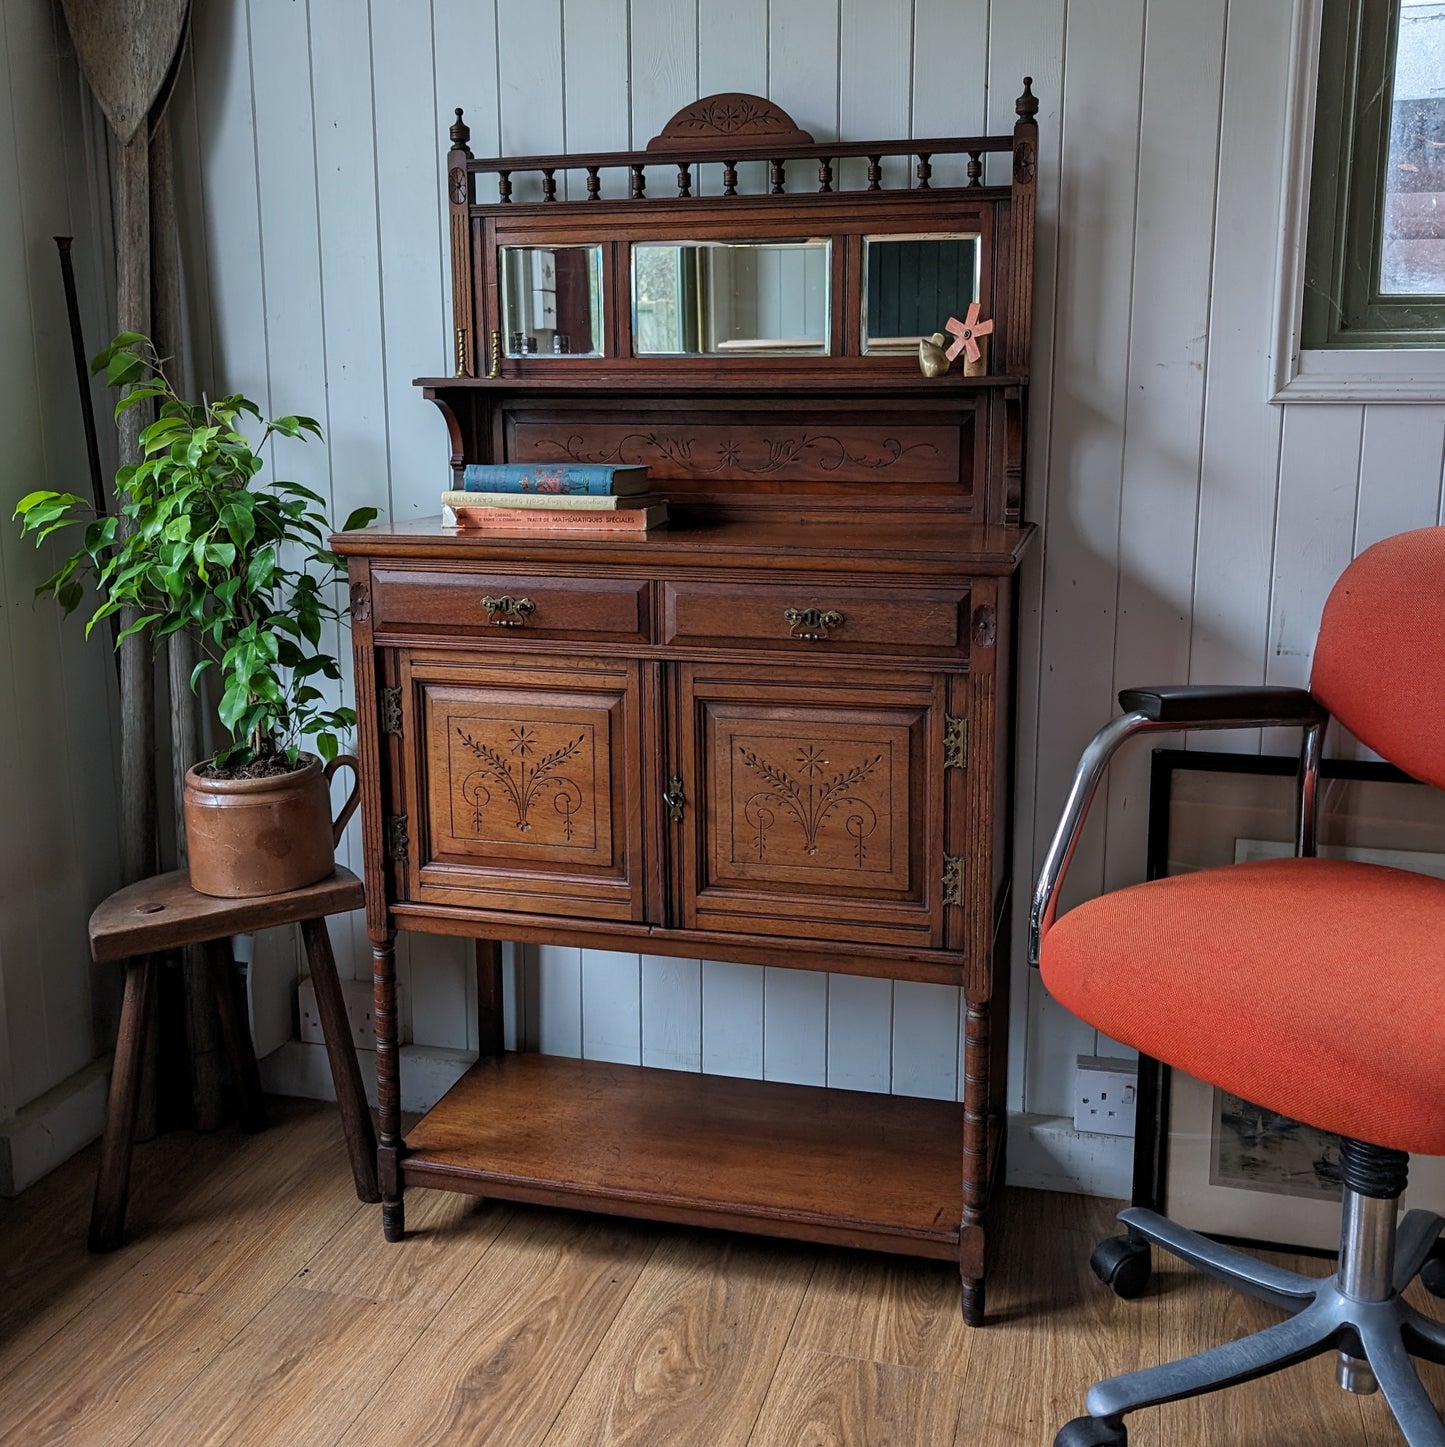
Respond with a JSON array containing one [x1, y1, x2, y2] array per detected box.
[[441, 463, 667, 533]]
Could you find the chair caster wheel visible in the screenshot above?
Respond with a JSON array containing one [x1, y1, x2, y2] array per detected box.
[[1090, 1234, 1152, 1299], [1055, 1416, 1127, 1447], [1421, 1247, 1445, 1299]]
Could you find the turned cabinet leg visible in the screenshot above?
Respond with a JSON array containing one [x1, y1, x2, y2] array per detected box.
[[960, 997, 991, 1325], [89, 955, 158, 1252], [204, 938, 268, 1133], [372, 931, 404, 1241], [301, 917, 380, 1202], [960, 1275, 985, 1326]]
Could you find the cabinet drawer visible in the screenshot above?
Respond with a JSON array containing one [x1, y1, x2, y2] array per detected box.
[[661, 581, 969, 656], [371, 569, 650, 644]]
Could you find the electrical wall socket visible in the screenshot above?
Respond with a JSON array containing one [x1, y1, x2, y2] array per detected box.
[[1073, 1055, 1138, 1138], [298, 976, 392, 1052]]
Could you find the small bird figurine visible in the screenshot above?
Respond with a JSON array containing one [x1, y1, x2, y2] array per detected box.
[[918, 331, 951, 378]]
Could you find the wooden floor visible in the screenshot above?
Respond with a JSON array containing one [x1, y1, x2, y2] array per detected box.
[[1, 1099, 1440, 1445]]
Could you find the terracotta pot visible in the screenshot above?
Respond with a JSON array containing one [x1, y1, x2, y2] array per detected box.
[[183, 754, 360, 898]]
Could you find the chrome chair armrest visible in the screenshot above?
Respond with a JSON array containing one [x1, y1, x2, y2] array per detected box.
[[1027, 691, 1331, 967]]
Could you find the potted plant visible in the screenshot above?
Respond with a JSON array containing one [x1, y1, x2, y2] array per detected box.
[[14, 333, 377, 897]]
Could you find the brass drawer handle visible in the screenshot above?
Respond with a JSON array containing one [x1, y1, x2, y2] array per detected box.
[[783, 607, 845, 641], [663, 776, 686, 824], [480, 594, 536, 627]]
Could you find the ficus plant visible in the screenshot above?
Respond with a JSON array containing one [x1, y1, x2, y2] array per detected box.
[[14, 333, 377, 775]]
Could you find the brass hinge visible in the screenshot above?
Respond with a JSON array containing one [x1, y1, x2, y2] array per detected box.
[[943, 854, 964, 907], [380, 685, 402, 736], [944, 715, 967, 770], [387, 814, 410, 862]]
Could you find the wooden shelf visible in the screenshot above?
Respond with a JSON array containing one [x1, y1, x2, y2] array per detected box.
[[402, 1053, 965, 1259]]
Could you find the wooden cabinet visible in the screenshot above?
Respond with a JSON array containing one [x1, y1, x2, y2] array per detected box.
[[337, 85, 1040, 1325]]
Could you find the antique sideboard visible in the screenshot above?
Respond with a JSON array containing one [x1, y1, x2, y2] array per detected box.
[[333, 85, 1039, 1324]]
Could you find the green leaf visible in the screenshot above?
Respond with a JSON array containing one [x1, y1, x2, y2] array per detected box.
[[189, 658, 215, 692], [218, 499, 256, 550], [342, 506, 379, 531], [246, 544, 276, 593], [115, 612, 161, 644], [106, 351, 145, 387]]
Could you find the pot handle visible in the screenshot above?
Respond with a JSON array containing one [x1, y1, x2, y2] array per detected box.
[[325, 754, 361, 846]]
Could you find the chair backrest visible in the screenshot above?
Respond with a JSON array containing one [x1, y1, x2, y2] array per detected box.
[[1310, 526, 1445, 790]]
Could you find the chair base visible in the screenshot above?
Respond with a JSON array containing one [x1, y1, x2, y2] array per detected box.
[[1057, 1205, 1445, 1447]]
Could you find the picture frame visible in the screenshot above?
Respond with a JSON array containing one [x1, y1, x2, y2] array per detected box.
[[1134, 749, 1445, 1252]]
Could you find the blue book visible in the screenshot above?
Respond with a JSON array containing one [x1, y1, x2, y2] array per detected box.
[[461, 463, 651, 496]]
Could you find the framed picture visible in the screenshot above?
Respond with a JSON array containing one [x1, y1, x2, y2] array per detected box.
[[1134, 749, 1445, 1252]]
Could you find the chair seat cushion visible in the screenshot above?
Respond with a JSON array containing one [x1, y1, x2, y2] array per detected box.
[[1040, 856, 1445, 1156]]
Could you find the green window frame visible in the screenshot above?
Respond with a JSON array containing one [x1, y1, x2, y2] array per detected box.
[[1303, 0, 1445, 349]]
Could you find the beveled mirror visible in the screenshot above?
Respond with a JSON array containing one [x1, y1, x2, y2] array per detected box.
[[863, 234, 981, 353], [499, 244, 604, 357], [632, 239, 830, 356]]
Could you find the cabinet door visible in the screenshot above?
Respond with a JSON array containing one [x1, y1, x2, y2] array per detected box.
[[676, 662, 945, 948], [399, 652, 647, 921]]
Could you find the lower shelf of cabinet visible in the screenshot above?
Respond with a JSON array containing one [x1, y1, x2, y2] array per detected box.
[[401, 1052, 968, 1260]]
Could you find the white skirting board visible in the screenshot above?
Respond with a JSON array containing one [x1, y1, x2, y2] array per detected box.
[[1005, 1112, 1134, 1200], [0, 1057, 111, 1197]]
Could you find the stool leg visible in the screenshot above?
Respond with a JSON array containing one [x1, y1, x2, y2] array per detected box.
[[301, 916, 380, 1203], [205, 938, 268, 1133], [89, 954, 158, 1252]]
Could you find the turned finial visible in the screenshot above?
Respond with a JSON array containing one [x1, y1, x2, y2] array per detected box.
[[449, 107, 471, 149], [1015, 77, 1038, 121]]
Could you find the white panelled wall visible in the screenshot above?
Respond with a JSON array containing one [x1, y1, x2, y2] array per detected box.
[[0, 0, 121, 1192], [167, 0, 1445, 1195], [6, 0, 1444, 1194]]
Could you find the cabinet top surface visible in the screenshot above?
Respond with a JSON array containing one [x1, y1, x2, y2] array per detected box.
[[332, 514, 1035, 575]]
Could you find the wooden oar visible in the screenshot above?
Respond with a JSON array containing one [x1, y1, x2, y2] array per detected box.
[[59, 0, 190, 888]]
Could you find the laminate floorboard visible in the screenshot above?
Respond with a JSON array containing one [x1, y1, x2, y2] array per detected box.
[[0, 1098, 1439, 1446]]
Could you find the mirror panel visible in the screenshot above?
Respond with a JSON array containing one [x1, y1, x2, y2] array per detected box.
[[632, 240, 830, 355], [863, 234, 981, 353], [500, 245, 604, 357]]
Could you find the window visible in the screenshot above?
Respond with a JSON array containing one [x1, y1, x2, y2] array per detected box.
[[1302, 0, 1445, 350]]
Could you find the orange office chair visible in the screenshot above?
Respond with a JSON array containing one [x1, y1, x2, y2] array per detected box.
[[1031, 527, 1445, 1446]]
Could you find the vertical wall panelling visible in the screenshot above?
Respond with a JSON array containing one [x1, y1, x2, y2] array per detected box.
[[142, 0, 1445, 1202], [700, 958, 765, 1078], [985, 0, 1064, 1115], [911, 0, 989, 189], [6, 0, 109, 1093], [497, 0, 563, 202], [526, 944, 582, 1056], [580, 949, 643, 1064], [1187, 0, 1294, 754], [641, 955, 702, 1071], [1100, 0, 1225, 886], [699, 0, 767, 195], [838, 0, 911, 192], [1263, 404, 1365, 762], [0, 0, 54, 1119], [1355, 406, 1445, 550], [768, 0, 839, 155], [825, 972, 891, 1094], [371, 0, 474, 1051], [628, 0, 698, 152], [1091, 0, 1229, 1066], [891, 981, 960, 1101], [0, 0, 119, 1184], [1022, 0, 1147, 1120], [762, 966, 827, 1086], [562, 0, 630, 199]]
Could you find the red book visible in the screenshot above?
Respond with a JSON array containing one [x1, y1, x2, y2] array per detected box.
[[443, 500, 668, 532]]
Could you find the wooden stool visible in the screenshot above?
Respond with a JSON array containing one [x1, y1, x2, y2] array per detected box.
[[86, 867, 379, 1251]]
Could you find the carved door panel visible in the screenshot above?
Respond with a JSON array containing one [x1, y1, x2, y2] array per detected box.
[[676, 662, 946, 948], [399, 652, 647, 921]]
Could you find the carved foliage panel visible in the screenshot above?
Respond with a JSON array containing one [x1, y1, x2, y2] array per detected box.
[[420, 684, 618, 873], [702, 706, 920, 897]]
